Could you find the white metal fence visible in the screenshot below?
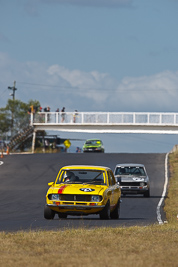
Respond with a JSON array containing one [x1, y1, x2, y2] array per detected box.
[[31, 112, 178, 125]]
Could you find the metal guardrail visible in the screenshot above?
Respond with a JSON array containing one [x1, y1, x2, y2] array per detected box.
[[31, 112, 178, 125]]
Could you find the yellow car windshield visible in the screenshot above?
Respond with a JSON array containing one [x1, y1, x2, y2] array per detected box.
[[56, 170, 106, 185]]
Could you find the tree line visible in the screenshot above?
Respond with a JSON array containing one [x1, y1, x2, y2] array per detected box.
[[0, 99, 40, 139]]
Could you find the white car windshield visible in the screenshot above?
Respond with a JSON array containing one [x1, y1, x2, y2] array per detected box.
[[115, 167, 146, 176]]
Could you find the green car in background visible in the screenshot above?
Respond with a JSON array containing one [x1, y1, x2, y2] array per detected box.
[[83, 139, 105, 153]]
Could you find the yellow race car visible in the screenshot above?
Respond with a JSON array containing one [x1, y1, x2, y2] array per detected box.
[[44, 165, 121, 220]]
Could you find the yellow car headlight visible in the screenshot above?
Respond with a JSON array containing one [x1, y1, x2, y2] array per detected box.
[[50, 194, 60, 201], [91, 195, 102, 202]]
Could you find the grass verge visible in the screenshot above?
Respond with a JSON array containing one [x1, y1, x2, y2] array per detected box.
[[0, 152, 178, 267]]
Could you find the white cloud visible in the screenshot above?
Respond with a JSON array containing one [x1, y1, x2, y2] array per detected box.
[[114, 71, 178, 111], [1, 52, 178, 112]]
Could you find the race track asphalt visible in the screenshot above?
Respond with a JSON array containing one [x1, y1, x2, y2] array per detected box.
[[0, 152, 167, 231]]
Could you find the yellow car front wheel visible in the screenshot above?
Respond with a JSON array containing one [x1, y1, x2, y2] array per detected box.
[[99, 200, 110, 220], [44, 205, 55, 220]]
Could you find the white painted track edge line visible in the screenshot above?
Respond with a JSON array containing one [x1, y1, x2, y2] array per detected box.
[[156, 152, 169, 224]]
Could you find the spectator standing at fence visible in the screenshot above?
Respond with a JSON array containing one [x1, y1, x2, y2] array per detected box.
[[44, 106, 51, 122], [38, 106, 43, 122], [27, 105, 35, 123], [61, 107, 65, 122], [73, 110, 78, 123], [28, 105, 34, 115]]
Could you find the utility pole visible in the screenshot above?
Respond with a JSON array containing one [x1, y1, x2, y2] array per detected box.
[[8, 81, 17, 137], [8, 81, 17, 100]]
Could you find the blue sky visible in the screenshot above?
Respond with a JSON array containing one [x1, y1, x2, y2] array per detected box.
[[1, 0, 178, 152]]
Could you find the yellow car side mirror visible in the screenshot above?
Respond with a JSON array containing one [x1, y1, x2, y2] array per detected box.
[[48, 182, 54, 187]]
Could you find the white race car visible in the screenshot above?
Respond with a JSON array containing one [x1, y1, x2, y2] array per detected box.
[[114, 163, 150, 197]]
